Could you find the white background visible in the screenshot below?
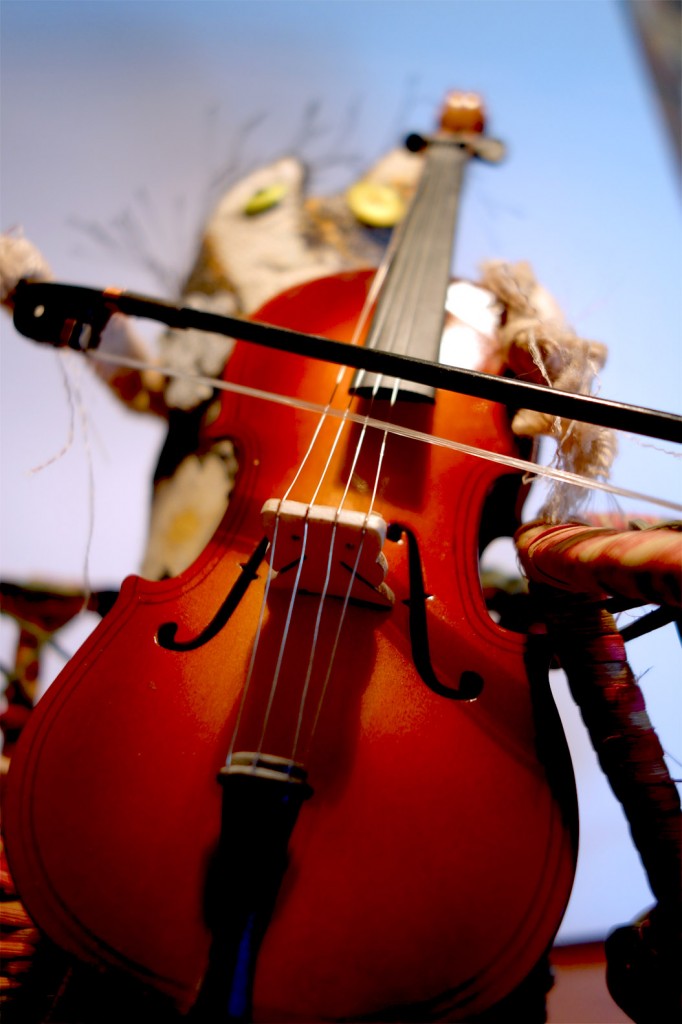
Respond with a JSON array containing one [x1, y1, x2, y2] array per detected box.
[[1, 0, 680, 945]]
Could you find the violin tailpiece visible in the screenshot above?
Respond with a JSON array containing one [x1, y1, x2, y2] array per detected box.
[[190, 755, 312, 1022]]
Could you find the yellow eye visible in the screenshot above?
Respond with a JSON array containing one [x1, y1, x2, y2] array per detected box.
[[346, 181, 406, 228], [243, 182, 289, 215]]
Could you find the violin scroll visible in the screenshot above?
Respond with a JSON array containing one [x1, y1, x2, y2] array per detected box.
[[430, 89, 506, 163], [439, 90, 486, 134]]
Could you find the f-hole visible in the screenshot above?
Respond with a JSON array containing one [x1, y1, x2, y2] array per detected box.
[[387, 522, 483, 701], [157, 537, 269, 651]]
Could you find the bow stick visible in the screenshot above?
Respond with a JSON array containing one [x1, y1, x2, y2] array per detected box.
[[12, 279, 682, 446]]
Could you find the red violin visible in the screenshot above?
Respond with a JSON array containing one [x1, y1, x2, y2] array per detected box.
[[4, 93, 583, 1023]]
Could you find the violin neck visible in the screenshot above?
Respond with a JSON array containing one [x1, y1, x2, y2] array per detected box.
[[351, 140, 470, 402]]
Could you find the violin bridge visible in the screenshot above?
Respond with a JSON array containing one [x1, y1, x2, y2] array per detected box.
[[261, 499, 394, 608]]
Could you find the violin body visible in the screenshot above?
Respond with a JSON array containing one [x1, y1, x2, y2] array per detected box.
[[4, 268, 577, 1021]]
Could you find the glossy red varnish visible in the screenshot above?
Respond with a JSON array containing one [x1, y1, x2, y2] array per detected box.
[[4, 270, 577, 1021]]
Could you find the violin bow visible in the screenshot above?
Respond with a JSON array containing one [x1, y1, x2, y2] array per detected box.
[[11, 279, 682, 446]]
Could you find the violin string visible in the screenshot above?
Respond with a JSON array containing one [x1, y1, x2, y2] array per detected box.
[[298, 155, 471, 745], [294, 186, 464, 753], [226, 509, 282, 765], [88, 353, 681, 512], [252, 445, 350, 759], [253, 141, 682, 761], [237, 251, 398, 761], [251, 208, 435, 761], [280, 257, 392, 504], [298, 178, 449, 752], [265, 402, 401, 758], [307, 531, 370, 751], [239, 150, 463, 753], [254, 516, 313, 757], [285, 180, 444, 760], [383, 154, 448, 400], [302, 415, 392, 753], [99, 332, 680, 769], [289, 516, 340, 761], [106, 235, 682, 752], [233, 267, 397, 759], [94, 271, 681, 762], [298, 183, 461, 742], [252, 411, 376, 759], [291, 399, 393, 762], [391, 150, 453, 373], [359, 156, 444, 374], [284, 211, 432, 757], [258, 402, 372, 758], [280, 389, 343, 503]]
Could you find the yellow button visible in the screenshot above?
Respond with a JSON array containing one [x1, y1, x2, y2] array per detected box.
[[346, 181, 406, 228]]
